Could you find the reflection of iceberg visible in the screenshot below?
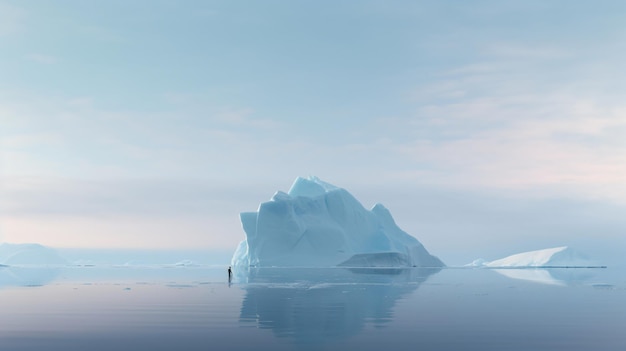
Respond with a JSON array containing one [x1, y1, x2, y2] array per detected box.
[[493, 269, 565, 286], [492, 268, 598, 286], [239, 268, 440, 345], [0, 266, 61, 287]]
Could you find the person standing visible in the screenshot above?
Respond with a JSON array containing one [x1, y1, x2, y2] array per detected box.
[[228, 266, 232, 281]]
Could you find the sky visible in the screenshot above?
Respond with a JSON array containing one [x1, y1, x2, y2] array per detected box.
[[1, 0, 625, 265]]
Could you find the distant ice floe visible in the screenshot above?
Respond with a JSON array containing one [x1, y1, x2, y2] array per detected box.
[[173, 260, 197, 267], [466, 246, 602, 268], [118, 259, 199, 268], [231, 176, 444, 268], [70, 260, 96, 267], [466, 258, 489, 267]]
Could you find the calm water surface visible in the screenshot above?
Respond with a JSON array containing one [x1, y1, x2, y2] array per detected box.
[[0, 265, 623, 350]]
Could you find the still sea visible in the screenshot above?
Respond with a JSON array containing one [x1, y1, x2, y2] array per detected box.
[[0, 265, 623, 350]]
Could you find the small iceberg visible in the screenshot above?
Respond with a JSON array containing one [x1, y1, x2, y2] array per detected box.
[[466, 246, 603, 268], [173, 260, 196, 267]]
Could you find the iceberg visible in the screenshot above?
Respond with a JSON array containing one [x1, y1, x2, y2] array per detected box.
[[0, 243, 67, 266], [467, 246, 602, 268], [231, 176, 444, 268]]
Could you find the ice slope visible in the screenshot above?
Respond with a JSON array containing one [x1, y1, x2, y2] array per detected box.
[[477, 246, 600, 268], [0, 243, 67, 265], [231, 176, 444, 268]]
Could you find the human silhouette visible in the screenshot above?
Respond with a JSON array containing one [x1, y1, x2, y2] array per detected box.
[[228, 266, 232, 282]]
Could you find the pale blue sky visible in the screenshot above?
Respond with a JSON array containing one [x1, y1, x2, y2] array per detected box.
[[1, 1, 625, 265]]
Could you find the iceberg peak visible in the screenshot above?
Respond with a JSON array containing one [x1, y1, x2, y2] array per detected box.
[[287, 176, 339, 198], [232, 177, 444, 268]]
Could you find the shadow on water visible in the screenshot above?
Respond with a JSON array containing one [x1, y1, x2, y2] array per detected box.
[[238, 267, 441, 345]]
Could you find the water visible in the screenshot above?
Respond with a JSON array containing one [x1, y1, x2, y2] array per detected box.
[[0, 265, 623, 350]]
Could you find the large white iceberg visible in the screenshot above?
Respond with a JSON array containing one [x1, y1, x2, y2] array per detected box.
[[467, 246, 601, 268], [231, 176, 444, 268]]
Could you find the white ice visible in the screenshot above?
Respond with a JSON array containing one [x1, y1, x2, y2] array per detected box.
[[231, 176, 444, 268], [467, 246, 601, 268]]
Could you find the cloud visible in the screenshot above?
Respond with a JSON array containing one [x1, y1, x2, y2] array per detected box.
[[24, 53, 58, 65], [1, 132, 64, 149], [0, 177, 257, 216], [383, 94, 626, 203], [0, 214, 237, 249], [0, 2, 23, 36], [80, 25, 127, 43], [0, 176, 274, 249], [395, 28, 626, 204], [2, 66, 625, 206], [214, 107, 279, 128], [162, 91, 283, 129], [485, 43, 571, 60]]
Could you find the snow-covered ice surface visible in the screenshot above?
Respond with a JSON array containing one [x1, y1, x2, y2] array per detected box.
[[0, 266, 623, 350], [232, 176, 444, 268], [467, 246, 602, 268]]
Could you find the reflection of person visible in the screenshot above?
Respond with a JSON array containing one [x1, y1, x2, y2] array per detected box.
[[228, 266, 232, 281]]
